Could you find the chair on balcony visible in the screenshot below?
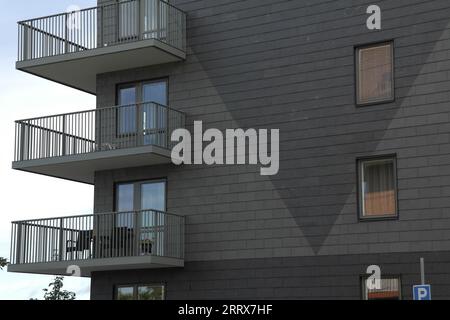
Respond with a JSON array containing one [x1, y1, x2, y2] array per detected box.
[[66, 230, 93, 260], [114, 227, 135, 257], [95, 227, 135, 258], [93, 142, 118, 152]]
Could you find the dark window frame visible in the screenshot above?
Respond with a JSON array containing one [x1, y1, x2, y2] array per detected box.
[[356, 154, 399, 221], [355, 41, 395, 107], [114, 178, 168, 213], [115, 283, 166, 300], [115, 78, 169, 137]]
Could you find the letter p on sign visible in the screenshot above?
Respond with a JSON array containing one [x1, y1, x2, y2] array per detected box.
[[413, 285, 431, 300]]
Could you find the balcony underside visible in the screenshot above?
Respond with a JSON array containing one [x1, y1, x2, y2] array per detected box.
[[12, 145, 177, 184], [16, 39, 185, 95], [8, 255, 184, 277]]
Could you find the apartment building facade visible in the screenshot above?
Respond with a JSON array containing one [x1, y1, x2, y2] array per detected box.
[[7, 0, 450, 300]]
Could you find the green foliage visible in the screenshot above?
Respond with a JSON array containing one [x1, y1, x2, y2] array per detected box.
[[43, 276, 76, 300], [138, 286, 164, 300], [0, 257, 7, 270]]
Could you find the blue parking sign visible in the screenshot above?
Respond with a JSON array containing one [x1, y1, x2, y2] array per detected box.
[[413, 285, 431, 300]]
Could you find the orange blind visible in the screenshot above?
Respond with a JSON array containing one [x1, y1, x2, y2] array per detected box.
[[358, 44, 393, 103], [368, 290, 400, 300], [364, 190, 396, 216]]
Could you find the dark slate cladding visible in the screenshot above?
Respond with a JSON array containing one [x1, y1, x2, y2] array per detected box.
[[92, 251, 450, 300], [92, 0, 450, 299]]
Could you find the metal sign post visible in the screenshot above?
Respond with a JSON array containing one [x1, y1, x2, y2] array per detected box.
[[420, 257, 425, 285], [413, 257, 431, 300]]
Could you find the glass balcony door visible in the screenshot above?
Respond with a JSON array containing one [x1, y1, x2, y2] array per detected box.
[[116, 180, 166, 255], [143, 0, 169, 40], [118, 0, 140, 41], [117, 0, 169, 42], [142, 81, 168, 146], [140, 181, 166, 255], [118, 86, 138, 136], [117, 80, 168, 147]]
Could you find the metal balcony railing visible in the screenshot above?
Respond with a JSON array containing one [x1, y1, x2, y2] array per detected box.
[[14, 102, 185, 162], [10, 210, 185, 265], [17, 0, 186, 62]]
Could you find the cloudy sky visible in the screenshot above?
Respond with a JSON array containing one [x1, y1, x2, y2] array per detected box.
[[0, 1, 97, 300]]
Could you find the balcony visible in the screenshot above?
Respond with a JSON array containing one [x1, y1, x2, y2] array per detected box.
[[8, 210, 185, 276], [16, 0, 186, 94], [12, 102, 185, 184]]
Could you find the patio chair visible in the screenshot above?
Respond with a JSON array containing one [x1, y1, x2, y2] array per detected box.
[[66, 230, 93, 260]]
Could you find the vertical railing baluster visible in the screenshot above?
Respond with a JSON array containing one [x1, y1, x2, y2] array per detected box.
[[30, 20, 33, 59], [134, 211, 139, 256], [166, 105, 169, 148], [22, 223, 27, 263], [10, 223, 14, 264], [62, 114, 67, 156], [16, 223, 22, 264], [58, 218, 63, 261], [19, 122, 25, 161], [64, 12, 68, 54]]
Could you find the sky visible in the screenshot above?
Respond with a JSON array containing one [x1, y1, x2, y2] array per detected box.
[[0, 1, 97, 300]]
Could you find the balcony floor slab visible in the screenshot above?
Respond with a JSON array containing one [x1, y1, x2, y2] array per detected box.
[[8, 255, 184, 277], [16, 39, 185, 95], [12, 145, 179, 184]]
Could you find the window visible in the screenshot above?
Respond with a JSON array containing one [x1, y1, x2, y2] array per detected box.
[[138, 285, 164, 300], [356, 42, 394, 105], [116, 180, 166, 226], [116, 183, 135, 227], [118, 86, 137, 134], [116, 180, 167, 255], [117, 80, 168, 142], [116, 284, 165, 300], [117, 286, 134, 300], [358, 157, 397, 219], [118, 0, 139, 40], [143, 0, 169, 40], [116, 180, 166, 209], [362, 277, 401, 300], [117, 0, 170, 41]]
